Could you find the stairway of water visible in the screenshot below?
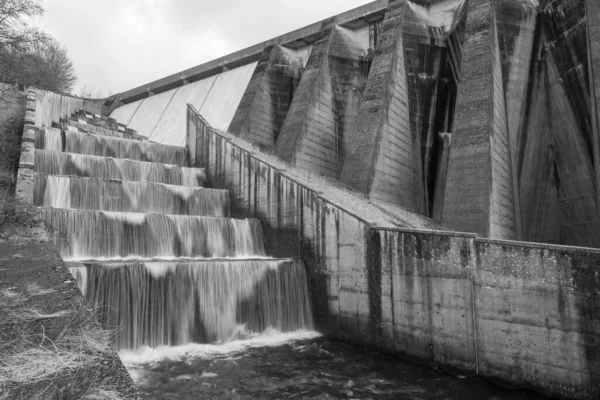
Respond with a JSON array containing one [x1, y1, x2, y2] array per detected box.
[[34, 111, 313, 351]]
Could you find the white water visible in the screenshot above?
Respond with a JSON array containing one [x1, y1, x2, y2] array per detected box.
[[36, 129, 187, 165], [41, 208, 266, 260], [119, 329, 322, 367], [35, 150, 206, 187], [71, 260, 314, 349], [35, 175, 230, 216]]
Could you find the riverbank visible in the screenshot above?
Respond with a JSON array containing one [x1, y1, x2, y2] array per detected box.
[[0, 241, 139, 399]]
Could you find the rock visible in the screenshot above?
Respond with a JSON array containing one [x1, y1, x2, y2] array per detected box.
[[344, 380, 355, 389], [12, 254, 23, 259]]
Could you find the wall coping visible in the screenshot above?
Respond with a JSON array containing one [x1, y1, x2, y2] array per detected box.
[[475, 237, 600, 255]]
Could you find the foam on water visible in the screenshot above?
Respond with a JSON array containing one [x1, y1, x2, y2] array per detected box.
[[119, 329, 322, 367]]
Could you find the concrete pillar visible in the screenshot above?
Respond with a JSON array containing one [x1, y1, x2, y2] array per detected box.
[[340, 0, 414, 208], [228, 45, 303, 149], [442, 0, 518, 239], [586, 0, 600, 214], [275, 18, 370, 179]]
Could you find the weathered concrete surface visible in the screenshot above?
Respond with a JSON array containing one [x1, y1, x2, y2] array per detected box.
[[368, 229, 477, 372], [228, 45, 304, 149], [275, 20, 370, 179], [189, 106, 600, 398], [126, 90, 176, 138], [340, 0, 414, 208], [187, 106, 440, 330], [111, 63, 256, 147], [474, 240, 600, 399], [199, 64, 257, 133], [109, 99, 141, 126], [443, 0, 517, 238]]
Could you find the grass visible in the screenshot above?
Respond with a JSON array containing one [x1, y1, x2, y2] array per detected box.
[[0, 285, 129, 399]]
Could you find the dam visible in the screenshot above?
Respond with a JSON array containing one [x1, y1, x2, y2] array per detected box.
[[11, 0, 600, 398]]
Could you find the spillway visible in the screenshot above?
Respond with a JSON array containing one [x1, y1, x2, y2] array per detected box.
[[32, 113, 314, 358], [68, 260, 313, 349]]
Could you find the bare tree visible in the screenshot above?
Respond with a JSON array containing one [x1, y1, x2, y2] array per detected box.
[[0, 0, 46, 51], [21, 39, 77, 92]]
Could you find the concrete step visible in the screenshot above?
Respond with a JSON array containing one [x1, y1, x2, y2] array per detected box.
[[40, 208, 267, 261], [72, 110, 134, 135], [34, 150, 205, 187], [34, 174, 230, 216], [66, 258, 312, 349], [53, 120, 146, 141], [36, 128, 187, 166]]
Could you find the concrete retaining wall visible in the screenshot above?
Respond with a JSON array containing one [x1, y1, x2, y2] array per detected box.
[[15, 89, 105, 203], [188, 105, 600, 399]]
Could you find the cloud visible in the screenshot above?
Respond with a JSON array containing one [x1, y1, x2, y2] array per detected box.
[[33, 0, 371, 95]]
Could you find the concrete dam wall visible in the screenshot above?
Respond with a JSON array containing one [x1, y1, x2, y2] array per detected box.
[[110, 0, 600, 250], [187, 106, 600, 399], [12, 0, 600, 398]]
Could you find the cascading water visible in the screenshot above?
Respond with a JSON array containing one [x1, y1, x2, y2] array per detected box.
[[41, 208, 267, 260], [34, 175, 230, 216], [35, 128, 187, 165], [35, 150, 206, 186], [33, 111, 315, 371], [68, 260, 313, 349]]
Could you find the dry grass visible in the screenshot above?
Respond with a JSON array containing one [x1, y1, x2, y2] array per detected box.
[[0, 286, 126, 399]]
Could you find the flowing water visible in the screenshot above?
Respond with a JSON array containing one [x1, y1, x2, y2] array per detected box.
[[39, 116, 550, 399]]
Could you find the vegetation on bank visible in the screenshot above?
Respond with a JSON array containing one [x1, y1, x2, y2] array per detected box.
[[0, 282, 126, 399]]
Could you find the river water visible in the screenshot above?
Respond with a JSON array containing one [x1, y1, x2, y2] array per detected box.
[[120, 330, 550, 400]]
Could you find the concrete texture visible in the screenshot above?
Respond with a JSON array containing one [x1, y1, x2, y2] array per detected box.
[[199, 63, 257, 132], [149, 76, 217, 146], [111, 63, 257, 147], [443, 0, 511, 237], [340, 0, 414, 207], [275, 20, 371, 179], [108, 100, 141, 126], [188, 106, 600, 398], [228, 45, 304, 149]]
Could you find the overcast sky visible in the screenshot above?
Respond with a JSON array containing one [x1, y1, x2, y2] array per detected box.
[[33, 0, 371, 96]]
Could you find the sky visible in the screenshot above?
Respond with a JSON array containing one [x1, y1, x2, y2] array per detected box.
[[33, 0, 372, 96]]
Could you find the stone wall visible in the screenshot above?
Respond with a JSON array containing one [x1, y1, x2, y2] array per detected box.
[[188, 106, 600, 399]]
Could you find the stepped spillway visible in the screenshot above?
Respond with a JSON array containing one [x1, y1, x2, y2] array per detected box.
[[35, 128, 187, 165], [35, 150, 206, 186], [33, 113, 313, 351], [68, 260, 313, 349], [34, 175, 230, 216]]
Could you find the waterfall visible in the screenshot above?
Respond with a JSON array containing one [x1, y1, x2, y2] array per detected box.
[[37, 112, 314, 360], [42, 208, 266, 260], [34, 175, 230, 216], [69, 260, 314, 350], [36, 128, 187, 165], [35, 150, 205, 186]]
